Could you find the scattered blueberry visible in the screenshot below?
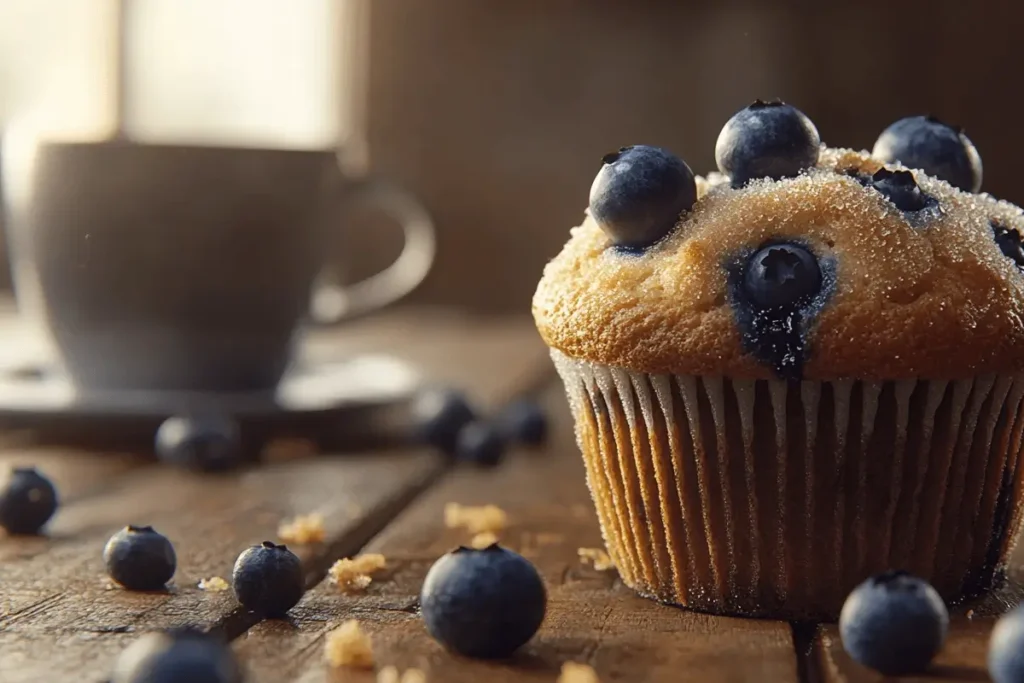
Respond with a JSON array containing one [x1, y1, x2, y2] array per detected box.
[[420, 544, 546, 659], [838, 570, 948, 676], [588, 145, 697, 250], [992, 220, 1024, 272], [989, 604, 1024, 683], [869, 168, 935, 213], [411, 387, 477, 453], [455, 422, 507, 467], [111, 627, 244, 683], [155, 415, 242, 472], [743, 243, 822, 309], [104, 525, 177, 591], [497, 399, 549, 447], [872, 115, 982, 193], [232, 541, 304, 617], [0, 466, 58, 535], [715, 99, 821, 187]]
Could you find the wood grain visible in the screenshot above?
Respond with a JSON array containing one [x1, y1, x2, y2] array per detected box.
[[235, 387, 801, 683], [0, 316, 551, 683]]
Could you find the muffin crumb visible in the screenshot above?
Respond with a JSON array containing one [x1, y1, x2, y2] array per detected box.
[[278, 512, 326, 544], [559, 662, 599, 683], [470, 531, 500, 549], [198, 576, 230, 592], [324, 620, 374, 668], [328, 553, 387, 592], [444, 503, 507, 534], [578, 547, 615, 571]]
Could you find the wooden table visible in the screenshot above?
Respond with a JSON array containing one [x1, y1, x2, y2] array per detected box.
[[0, 310, 1019, 683]]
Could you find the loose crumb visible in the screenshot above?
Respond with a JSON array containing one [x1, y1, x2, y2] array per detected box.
[[559, 662, 599, 683], [328, 553, 387, 592], [198, 576, 230, 592], [966, 609, 975, 620], [578, 547, 615, 571], [278, 513, 326, 545], [378, 667, 427, 683], [324, 620, 374, 669], [444, 503, 507, 534], [470, 531, 500, 549]]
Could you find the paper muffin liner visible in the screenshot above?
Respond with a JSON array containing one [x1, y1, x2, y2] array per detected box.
[[552, 350, 1024, 619]]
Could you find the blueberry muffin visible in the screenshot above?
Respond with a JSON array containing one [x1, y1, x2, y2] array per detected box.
[[533, 101, 1024, 619]]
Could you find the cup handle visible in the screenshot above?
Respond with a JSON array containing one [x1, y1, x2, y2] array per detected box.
[[309, 175, 436, 325]]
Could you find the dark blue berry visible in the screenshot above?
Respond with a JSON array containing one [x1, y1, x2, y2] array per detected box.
[[232, 541, 304, 617], [992, 220, 1024, 272], [588, 145, 697, 249], [838, 571, 948, 676], [497, 399, 549, 447], [155, 415, 242, 472], [872, 116, 982, 193], [455, 422, 507, 467], [0, 467, 58, 535], [715, 100, 821, 188], [989, 604, 1024, 683], [420, 545, 546, 659], [111, 628, 244, 683], [869, 168, 935, 213], [104, 525, 177, 591], [411, 387, 477, 453], [743, 243, 822, 309]]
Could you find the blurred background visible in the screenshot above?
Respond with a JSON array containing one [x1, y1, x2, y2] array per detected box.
[[0, 0, 1020, 313]]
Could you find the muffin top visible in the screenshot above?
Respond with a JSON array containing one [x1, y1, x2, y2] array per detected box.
[[533, 102, 1024, 381]]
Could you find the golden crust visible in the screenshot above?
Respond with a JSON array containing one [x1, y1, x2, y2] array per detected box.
[[533, 147, 1024, 380]]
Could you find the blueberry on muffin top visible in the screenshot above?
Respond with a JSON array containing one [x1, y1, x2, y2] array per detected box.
[[534, 101, 1024, 380]]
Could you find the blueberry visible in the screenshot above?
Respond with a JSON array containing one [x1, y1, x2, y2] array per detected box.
[[588, 145, 697, 249], [869, 168, 935, 213], [232, 541, 304, 617], [111, 627, 244, 683], [0, 466, 58, 535], [743, 243, 822, 309], [411, 387, 477, 453], [104, 525, 177, 591], [838, 570, 949, 675], [872, 115, 982, 193], [992, 220, 1024, 272], [155, 415, 242, 472], [420, 545, 546, 659], [989, 604, 1024, 683], [497, 399, 549, 447], [455, 422, 507, 467], [715, 99, 821, 188]]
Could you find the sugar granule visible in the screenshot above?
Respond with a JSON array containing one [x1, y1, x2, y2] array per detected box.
[[197, 576, 230, 592], [578, 547, 615, 571], [324, 620, 374, 669], [444, 503, 507, 534], [328, 553, 387, 592], [278, 512, 326, 545], [469, 531, 499, 549], [559, 661, 599, 683]]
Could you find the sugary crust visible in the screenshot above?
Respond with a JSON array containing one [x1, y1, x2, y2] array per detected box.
[[533, 147, 1024, 380]]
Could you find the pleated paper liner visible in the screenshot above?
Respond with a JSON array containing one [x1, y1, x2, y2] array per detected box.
[[553, 350, 1024, 620]]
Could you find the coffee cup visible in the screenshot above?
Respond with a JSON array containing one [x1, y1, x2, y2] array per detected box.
[[0, 135, 435, 394]]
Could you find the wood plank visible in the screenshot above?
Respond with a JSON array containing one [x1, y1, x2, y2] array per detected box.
[[0, 316, 550, 683], [234, 386, 801, 683]]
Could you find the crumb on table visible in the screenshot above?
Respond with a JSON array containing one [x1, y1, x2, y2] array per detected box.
[[325, 620, 374, 669], [444, 502, 508, 534], [559, 661, 600, 683], [278, 512, 326, 545], [328, 553, 387, 592], [378, 666, 427, 683], [197, 576, 230, 592], [469, 531, 500, 549], [578, 547, 615, 571]]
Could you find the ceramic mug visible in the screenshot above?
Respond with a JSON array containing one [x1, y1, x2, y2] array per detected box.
[[0, 137, 435, 394]]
